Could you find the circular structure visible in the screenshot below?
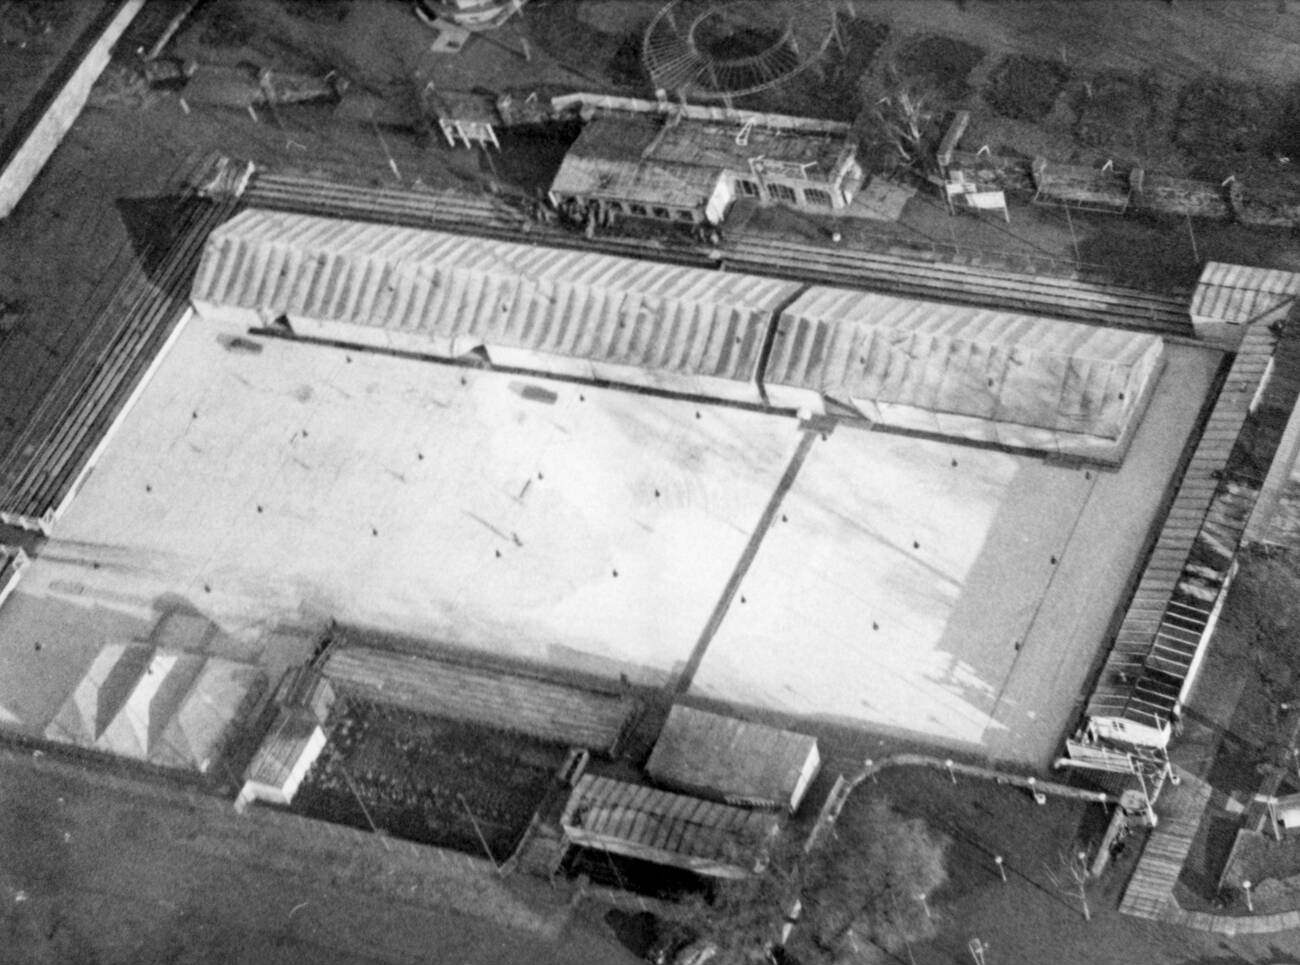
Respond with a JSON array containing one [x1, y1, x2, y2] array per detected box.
[[643, 0, 839, 101]]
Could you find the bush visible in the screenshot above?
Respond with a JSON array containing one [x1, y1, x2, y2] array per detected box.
[[984, 54, 1069, 122], [1174, 76, 1282, 176], [1075, 69, 1163, 153], [893, 34, 985, 104]]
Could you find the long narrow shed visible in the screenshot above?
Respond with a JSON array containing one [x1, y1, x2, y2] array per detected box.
[[322, 646, 640, 756], [190, 208, 800, 404]]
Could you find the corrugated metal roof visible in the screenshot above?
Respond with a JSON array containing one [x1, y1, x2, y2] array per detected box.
[[766, 287, 1164, 440], [323, 646, 639, 754], [192, 209, 797, 384], [645, 705, 818, 808], [561, 774, 778, 875], [1192, 262, 1300, 326]]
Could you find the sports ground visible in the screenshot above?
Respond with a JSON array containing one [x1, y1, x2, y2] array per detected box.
[[0, 305, 1224, 766]]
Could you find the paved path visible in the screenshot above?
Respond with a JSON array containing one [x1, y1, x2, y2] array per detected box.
[[1119, 767, 1300, 934]]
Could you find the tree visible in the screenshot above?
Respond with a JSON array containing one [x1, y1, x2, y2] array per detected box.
[[683, 797, 949, 965], [803, 798, 949, 960]]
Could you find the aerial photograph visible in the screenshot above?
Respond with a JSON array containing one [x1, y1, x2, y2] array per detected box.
[[6, 0, 1300, 962]]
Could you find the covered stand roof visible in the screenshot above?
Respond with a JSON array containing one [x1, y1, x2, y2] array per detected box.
[[323, 646, 640, 755], [765, 288, 1165, 458], [645, 705, 819, 810], [1192, 262, 1300, 330], [561, 774, 779, 878], [191, 209, 797, 388]]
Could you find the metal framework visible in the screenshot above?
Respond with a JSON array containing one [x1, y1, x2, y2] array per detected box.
[[642, 0, 840, 102]]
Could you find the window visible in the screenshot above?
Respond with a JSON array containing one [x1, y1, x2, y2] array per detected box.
[[767, 182, 797, 204], [630, 204, 648, 216], [652, 206, 671, 219], [737, 178, 761, 197], [676, 209, 695, 222], [803, 188, 833, 208]]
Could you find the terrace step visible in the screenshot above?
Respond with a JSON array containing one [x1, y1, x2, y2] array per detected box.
[[0, 195, 236, 530]]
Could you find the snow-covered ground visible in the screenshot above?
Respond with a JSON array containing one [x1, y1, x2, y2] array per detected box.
[[0, 305, 1222, 768], [0, 308, 803, 732], [690, 343, 1223, 766]]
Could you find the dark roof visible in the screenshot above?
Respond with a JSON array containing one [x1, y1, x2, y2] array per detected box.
[[561, 774, 779, 878], [645, 706, 818, 808]]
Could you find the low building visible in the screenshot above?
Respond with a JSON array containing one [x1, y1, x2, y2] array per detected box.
[[645, 705, 820, 812], [560, 774, 780, 879], [237, 705, 327, 810], [549, 98, 863, 226]]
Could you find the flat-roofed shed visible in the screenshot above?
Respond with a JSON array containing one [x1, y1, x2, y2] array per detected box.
[[645, 705, 820, 812]]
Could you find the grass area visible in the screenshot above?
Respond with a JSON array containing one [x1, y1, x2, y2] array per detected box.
[[1174, 76, 1284, 179]]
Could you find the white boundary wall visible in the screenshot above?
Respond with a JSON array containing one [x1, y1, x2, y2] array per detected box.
[[0, 0, 145, 218]]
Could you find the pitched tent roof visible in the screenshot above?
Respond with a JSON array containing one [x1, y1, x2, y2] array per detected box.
[[765, 287, 1165, 459], [95, 650, 205, 760], [191, 209, 797, 393], [561, 774, 780, 878], [151, 657, 265, 772], [44, 644, 151, 746], [323, 646, 640, 755], [645, 705, 820, 811]]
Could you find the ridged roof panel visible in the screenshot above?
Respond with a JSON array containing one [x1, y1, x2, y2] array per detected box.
[[192, 209, 799, 383], [1192, 262, 1300, 326], [561, 774, 778, 865], [766, 288, 1164, 439]]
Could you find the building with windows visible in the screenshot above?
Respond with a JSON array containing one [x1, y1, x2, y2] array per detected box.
[[548, 100, 863, 226]]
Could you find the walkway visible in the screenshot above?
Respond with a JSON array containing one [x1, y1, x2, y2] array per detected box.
[[1118, 768, 1300, 934]]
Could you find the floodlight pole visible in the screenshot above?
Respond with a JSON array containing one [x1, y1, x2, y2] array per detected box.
[[458, 793, 501, 871], [338, 762, 391, 852], [1064, 204, 1080, 263], [1186, 211, 1199, 264]]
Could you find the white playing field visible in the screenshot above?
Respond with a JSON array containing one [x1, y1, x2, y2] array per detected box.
[[0, 305, 1223, 767], [689, 342, 1222, 766], [0, 308, 804, 734]]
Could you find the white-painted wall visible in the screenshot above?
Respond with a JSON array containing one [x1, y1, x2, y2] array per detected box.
[[0, 0, 145, 218]]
